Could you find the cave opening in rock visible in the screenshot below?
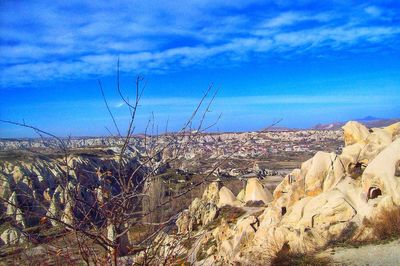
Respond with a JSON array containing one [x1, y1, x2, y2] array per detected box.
[[367, 187, 382, 200], [350, 162, 366, 179], [281, 206, 287, 216], [395, 160, 400, 177]]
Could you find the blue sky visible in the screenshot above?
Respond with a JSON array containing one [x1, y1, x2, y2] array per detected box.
[[1, 0, 400, 137]]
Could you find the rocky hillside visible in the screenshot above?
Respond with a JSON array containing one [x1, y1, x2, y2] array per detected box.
[[133, 121, 400, 265], [0, 130, 343, 177], [0, 149, 144, 246]]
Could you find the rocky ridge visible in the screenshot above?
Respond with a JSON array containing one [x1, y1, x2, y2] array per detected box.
[[138, 121, 400, 265], [0, 150, 144, 246], [1, 130, 343, 180]]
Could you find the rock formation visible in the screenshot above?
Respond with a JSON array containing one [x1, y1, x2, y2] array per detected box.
[[2, 120, 399, 264], [243, 178, 273, 204], [166, 121, 400, 265], [0, 150, 145, 244], [6, 192, 26, 228], [0, 228, 24, 245], [218, 186, 241, 207], [46, 192, 61, 226], [176, 183, 219, 234]]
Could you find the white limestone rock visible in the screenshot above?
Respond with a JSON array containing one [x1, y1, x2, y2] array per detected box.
[[243, 178, 273, 204]]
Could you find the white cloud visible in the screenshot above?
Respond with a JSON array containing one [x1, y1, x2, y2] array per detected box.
[[259, 12, 332, 29], [115, 102, 125, 108], [364, 6, 382, 17], [1, 1, 399, 86]]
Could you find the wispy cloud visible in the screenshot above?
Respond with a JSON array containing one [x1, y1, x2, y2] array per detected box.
[[1, 1, 400, 86], [364, 6, 382, 17], [8, 93, 398, 111], [258, 11, 332, 29], [114, 102, 125, 108]]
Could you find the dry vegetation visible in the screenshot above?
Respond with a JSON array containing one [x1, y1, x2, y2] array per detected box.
[[205, 205, 246, 231], [274, 207, 400, 266], [328, 207, 400, 249], [271, 251, 333, 266], [363, 207, 400, 241], [0, 73, 225, 265]]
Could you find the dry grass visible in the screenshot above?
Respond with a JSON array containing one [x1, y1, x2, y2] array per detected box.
[[271, 252, 332, 266], [0, 230, 106, 265], [128, 224, 155, 243], [330, 208, 400, 249], [326, 222, 358, 248], [219, 205, 246, 222], [205, 205, 246, 230], [271, 243, 332, 266], [244, 200, 266, 207], [364, 207, 400, 241]]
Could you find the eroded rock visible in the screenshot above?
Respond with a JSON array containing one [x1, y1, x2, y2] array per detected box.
[[243, 178, 273, 204], [169, 121, 400, 265]]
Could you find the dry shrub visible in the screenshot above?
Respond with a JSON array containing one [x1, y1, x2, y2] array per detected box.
[[218, 205, 246, 223], [326, 221, 358, 248], [271, 243, 332, 266], [271, 252, 332, 266], [128, 224, 154, 243], [244, 200, 265, 207], [364, 207, 400, 240], [205, 205, 246, 230]]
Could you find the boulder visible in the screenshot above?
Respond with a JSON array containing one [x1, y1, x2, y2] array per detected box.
[[340, 143, 364, 168], [342, 121, 370, 146], [361, 137, 400, 204], [218, 186, 241, 207], [301, 152, 346, 196], [243, 178, 272, 204], [384, 122, 400, 138]]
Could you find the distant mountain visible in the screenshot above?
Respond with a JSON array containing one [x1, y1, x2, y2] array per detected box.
[[356, 116, 381, 122], [312, 117, 400, 130]]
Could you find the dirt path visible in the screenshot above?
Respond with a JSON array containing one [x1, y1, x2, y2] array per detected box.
[[318, 239, 400, 265]]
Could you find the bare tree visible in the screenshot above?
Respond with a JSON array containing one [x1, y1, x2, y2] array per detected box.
[[0, 63, 222, 265], [0, 61, 281, 265]]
